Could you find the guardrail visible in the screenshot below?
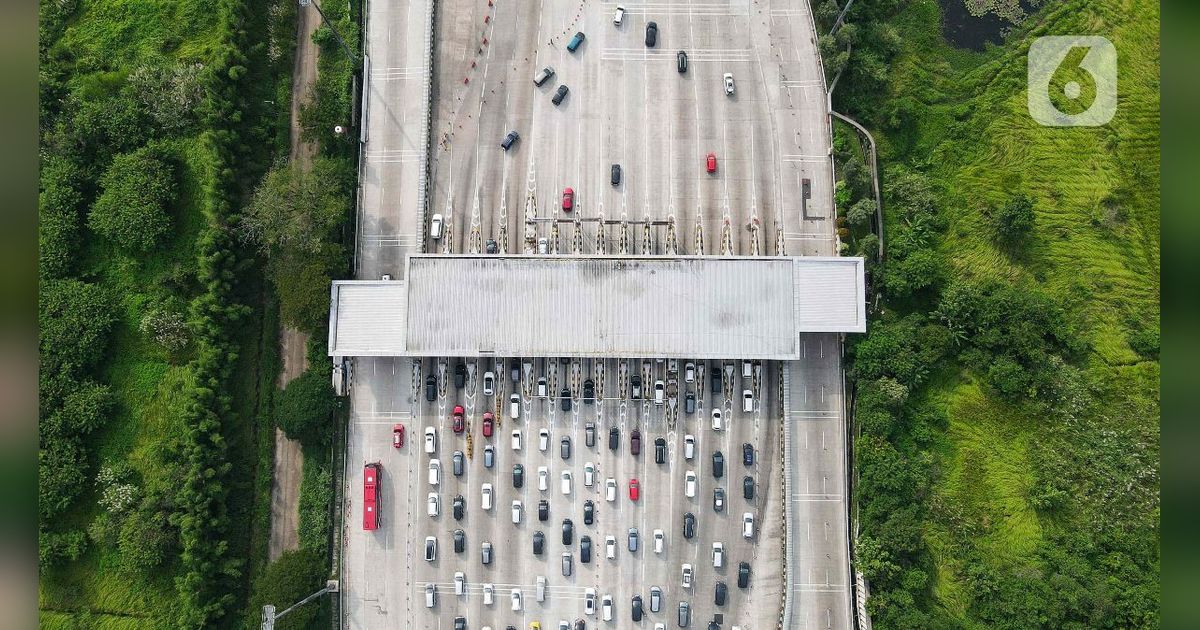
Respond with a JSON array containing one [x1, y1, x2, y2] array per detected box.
[[780, 363, 794, 629], [416, 0, 436, 254]]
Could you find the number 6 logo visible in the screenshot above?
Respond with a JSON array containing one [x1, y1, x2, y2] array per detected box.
[[1028, 36, 1118, 127]]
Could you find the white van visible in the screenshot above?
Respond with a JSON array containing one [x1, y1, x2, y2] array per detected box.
[[425, 583, 437, 608], [430, 213, 444, 239], [742, 389, 754, 412], [536, 575, 547, 602], [537, 237, 549, 254], [454, 571, 465, 595], [511, 429, 522, 450], [428, 459, 441, 485]]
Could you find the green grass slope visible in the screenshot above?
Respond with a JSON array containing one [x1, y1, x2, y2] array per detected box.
[[856, 0, 1159, 626]]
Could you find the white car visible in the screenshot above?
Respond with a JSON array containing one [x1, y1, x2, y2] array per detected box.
[[742, 359, 753, 377], [684, 362, 696, 383], [511, 429, 522, 450], [512, 500, 522, 524], [602, 594, 614, 621], [613, 4, 625, 25], [684, 434, 695, 459], [743, 512, 755, 538], [723, 72, 735, 95], [511, 588, 522, 611], [605, 477, 617, 502], [682, 563, 693, 589], [510, 393, 520, 419], [584, 462, 595, 487], [742, 389, 753, 412], [424, 427, 437, 453], [483, 583, 494, 605], [561, 470, 573, 495], [425, 582, 437, 608], [711, 407, 723, 431], [585, 587, 597, 615], [430, 213, 444, 239], [538, 466, 549, 491], [428, 459, 441, 486], [712, 542, 724, 567], [685, 471, 697, 498], [653, 379, 665, 405], [537, 377, 548, 397], [454, 571, 465, 596], [483, 371, 495, 396], [427, 492, 440, 517], [539, 429, 550, 451], [537, 575, 547, 602], [482, 483, 494, 510], [605, 535, 617, 559], [653, 529, 665, 554]]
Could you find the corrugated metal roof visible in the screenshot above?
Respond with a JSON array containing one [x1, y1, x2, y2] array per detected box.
[[328, 255, 864, 359]]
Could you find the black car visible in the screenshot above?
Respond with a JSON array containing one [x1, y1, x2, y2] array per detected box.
[[611, 164, 621, 186], [743, 443, 754, 466], [453, 495, 465, 520], [561, 436, 572, 460], [482, 541, 493, 564], [685, 391, 696, 414], [715, 581, 727, 606], [654, 437, 667, 464], [562, 518, 574, 545], [552, 84, 569, 106], [539, 499, 550, 522], [630, 374, 642, 398], [713, 487, 725, 512], [454, 617, 466, 630], [682, 512, 695, 538], [454, 528, 465, 553], [513, 463, 525, 488], [425, 375, 437, 401], [533, 531, 545, 555], [738, 561, 751, 588], [453, 451, 464, 476], [677, 50, 688, 73], [645, 21, 658, 46], [609, 426, 620, 451], [500, 130, 519, 150], [560, 387, 572, 411], [454, 362, 466, 388], [583, 499, 595, 525], [486, 238, 498, 254], [712, 451, 724, 478], [632, 595, 644, 621], [743, 476, 755, 500], [585, 422, 596, 447], [583, 378, 595, 403], [710, 368, 721, 394], [580, 535, 592, 563], [630, 430, 641, 455]]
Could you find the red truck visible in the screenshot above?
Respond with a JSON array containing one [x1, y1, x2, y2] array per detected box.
[[363, 462, 381, 530]]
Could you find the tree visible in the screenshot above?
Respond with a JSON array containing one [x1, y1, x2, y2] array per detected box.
[[990, 193, 1035, 248], [245, 549, 329, 630], [39, 439, 87, 521], [276, 369, 338, 447], [847, 197, 877, 228], [88, 147, 176, 251], [41, 380, 113, 440], [39, 279, 116, 375], [240, 157, 352, 257], [39, 155, 85, 279], [272, 246, 344, 332]]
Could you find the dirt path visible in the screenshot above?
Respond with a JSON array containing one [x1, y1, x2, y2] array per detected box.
[[268, 1, 322, 562]]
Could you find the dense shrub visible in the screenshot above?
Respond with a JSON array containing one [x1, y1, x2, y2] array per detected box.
[[989, 193, 1036, 248], [245, 549, 329, 630], [39, 439, 88, 521], [276, 369, 338, 447], [38, 155, 85, 279], [39, 279, 116, 376], [40, 380, 113, 440], [39, 529, 89, 568], [298, 460, 333, 552], [88, 147, 177, 251]]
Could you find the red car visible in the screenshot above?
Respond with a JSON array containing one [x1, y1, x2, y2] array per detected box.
[[452, 405, 465, 434], [392, 423, 405, 448], [482, 412, 495, 437], [629, 478, 640, 502], [706, 153, 717, 173], [562, 187, 575, 211]]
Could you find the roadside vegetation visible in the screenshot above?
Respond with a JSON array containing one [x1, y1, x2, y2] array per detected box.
[[821, 0, 1160, 626], [38, 0, 296, 626]]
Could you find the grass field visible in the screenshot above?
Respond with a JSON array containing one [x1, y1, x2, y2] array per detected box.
[[861, 0, 1160, 624]]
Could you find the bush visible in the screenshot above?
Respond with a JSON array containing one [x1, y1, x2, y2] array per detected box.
[[272, 247, 343, 333], [39, 279, 116, 376], [245, 549, 328, 630], [40, 380, 113, 441], [39, 439, 87, 521], [276, 369, 337, 447], [39, 528, 89, 570], [140, 305, 191, 354], [847, 197, 877, 228], [119, 507, 174, 573], [298, 460, 333, 552], [990, 193, 1035, 248], [88, 146, 177, 251], [39, 155, 85, 279]]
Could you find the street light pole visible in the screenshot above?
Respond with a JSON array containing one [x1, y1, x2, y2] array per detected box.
[[261, 580, 339, 630], [300, 0, 359, 65]]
